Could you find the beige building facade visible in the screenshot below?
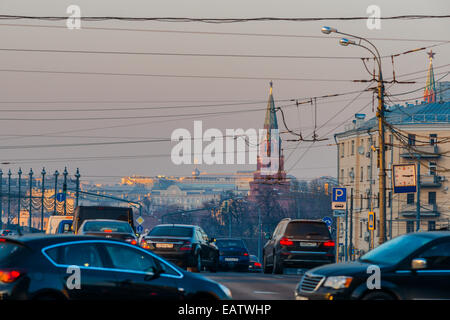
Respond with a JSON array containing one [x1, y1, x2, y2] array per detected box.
[[335, 102, 450, 260]]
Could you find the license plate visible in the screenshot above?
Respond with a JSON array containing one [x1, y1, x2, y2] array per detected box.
[[225, 258, 239, 262], [296, 296, 309, 300], [301, 242, 317, 247], [156, 243, 173, 249]]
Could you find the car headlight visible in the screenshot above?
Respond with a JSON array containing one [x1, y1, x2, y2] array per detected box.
[[323, 276, 353, 290], [218, 283, 232, 299]]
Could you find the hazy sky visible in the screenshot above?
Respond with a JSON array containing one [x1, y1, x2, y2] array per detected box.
[[0, 0, 448, 183]]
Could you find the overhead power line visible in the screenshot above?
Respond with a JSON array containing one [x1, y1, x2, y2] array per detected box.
[[1, 23, 449, 43], [1, 14, 449, 22]]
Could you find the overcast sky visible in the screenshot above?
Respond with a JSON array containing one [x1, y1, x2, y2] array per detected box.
[[0, 0, 448, 183]]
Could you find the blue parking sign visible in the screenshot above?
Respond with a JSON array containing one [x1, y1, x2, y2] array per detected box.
[[332, 188, 347, 202]]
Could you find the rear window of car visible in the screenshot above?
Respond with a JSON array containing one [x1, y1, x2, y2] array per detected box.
[[216, 240, 245, 248], [82, 221, 133, 233], [0, 240, 26, 264], [149, 226, 193, 237], [284, 222, 330, 239]]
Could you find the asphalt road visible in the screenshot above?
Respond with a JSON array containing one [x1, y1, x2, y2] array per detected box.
[[203, 271, 304, 300]]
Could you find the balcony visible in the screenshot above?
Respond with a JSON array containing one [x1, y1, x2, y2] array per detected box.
[[400, 145, 440, 159], [420, 175, 443, 188], [400, 203, 440, 218]]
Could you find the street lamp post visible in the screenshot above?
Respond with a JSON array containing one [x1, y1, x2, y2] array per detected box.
[[75, 168, 80, 208], [7, 170, 11, 227], [63, 167, 68, 215], [321, 26, 387, 245], [28, 168, 33, 229], [41, 168, 46, 231], [17, 168, 22, 229], [54, 170, 59, 215]]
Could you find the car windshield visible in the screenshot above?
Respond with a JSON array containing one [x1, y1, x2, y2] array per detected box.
[[149, 226, 193, 237], [284, 222, 330, 239], [82, 221, 133, 233], [359, 234, 434, 265], [216, 239, 245, 248]]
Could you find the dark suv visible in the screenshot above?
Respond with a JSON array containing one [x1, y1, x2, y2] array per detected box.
[[141, 224, 219, 272], [263, 219, 335, 274]]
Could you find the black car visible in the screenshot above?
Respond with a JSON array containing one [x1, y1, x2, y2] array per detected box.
[[263, 219, 335, 274], [216, 238, 250, 272], [78, 219, 138, 245], [248, 255, 263, 273], [141, 224, 219, 272], [0, 235, 232, 300], [295, 231, 450, 300]]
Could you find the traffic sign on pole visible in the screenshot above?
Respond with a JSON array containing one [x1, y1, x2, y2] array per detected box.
[[56, 193, 65, 202], [368, 211, 375, 230], [136, 225, 143, 233], [322, 216, 333, 227], [136, 216, 144, 225], [332, 187, 347, 210]]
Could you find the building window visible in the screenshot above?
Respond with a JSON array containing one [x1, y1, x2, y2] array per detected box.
[[377, 192, 380, 208], [340, 169, 344, 184], [406, 221, 415, 233], [428, 192, 436, 205], [376, 220, 380, 237], [351, 140, 355, 156], [430, 134, 437, 145], [350, 168, 355, 182], [341, 143, 345, 158], [360, 166, 364, 182], [407, 193, 414, 205], [429, 162, 437, 176], [360, 194, 363, 209], [359, 221, 363, 238], [408, 134, 416, 146], [367, 165, 371, 182], [428, 221, 436, 231]]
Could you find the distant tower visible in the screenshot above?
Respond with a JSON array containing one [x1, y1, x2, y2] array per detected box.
[[424, 50, 436, 103], [249, 82, 290, 204]]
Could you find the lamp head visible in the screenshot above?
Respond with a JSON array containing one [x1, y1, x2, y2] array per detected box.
[[339, 38, 356, 46], [321, 26, 337, 34]]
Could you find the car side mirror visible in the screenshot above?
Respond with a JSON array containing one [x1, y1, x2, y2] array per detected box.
[[411, 258, 427, 270], [264, 234, 271, 240], [144, 266, 164, 281]]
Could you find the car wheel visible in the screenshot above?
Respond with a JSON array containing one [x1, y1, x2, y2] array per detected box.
[[362, 291, 395, 300], [272, 254, 283, 274], [192, 252, 202, 273], [263, 254, 272, 274]]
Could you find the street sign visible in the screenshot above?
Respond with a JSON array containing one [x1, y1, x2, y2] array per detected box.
[[332, 187, 347, 210], [136, 216, 144, 225], [393, 164, 417, 193], [333, 210, 345, 217], [136, 225, 143, 233], [56, 193, 65, 202], [322, 216, 333, 227], [368, 211, 375, 230]]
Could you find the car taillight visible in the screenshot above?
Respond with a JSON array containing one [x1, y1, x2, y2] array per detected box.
[[0, 269, 23, 283], [323, 241, 335, 247], [180, 241, 192, 251], [140, 240, 150, 249], [242, 252, 249, 256], [103, 229, 112, 233], [254, 262, 262, 267], [279, 237, 294, 246]]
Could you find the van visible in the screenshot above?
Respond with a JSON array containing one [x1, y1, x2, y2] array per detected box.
[[72, 206, 134, 234], [45, 215, 74, 234]]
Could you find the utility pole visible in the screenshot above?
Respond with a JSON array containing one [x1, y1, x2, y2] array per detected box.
[[377, 73, 387, 244], [257, 206, 262, 261], [349, 188, 354, 261], [53, 170, 59, 215], [344, 196, 348, 261], [17, 168, 22, 230], [416, 159, 421, 231], [75, 168, 80, 208], [7, 170, 11, 227], [63, 167, 68, 216]]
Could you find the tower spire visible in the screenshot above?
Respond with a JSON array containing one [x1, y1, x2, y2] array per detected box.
[[424, 50, 436, 103]]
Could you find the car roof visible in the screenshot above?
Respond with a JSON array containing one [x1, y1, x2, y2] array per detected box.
[[153, 224, 198, 229], [406, 231, 450, 239], [82, 219, 130, 223], [0, 234, 127, 250]]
